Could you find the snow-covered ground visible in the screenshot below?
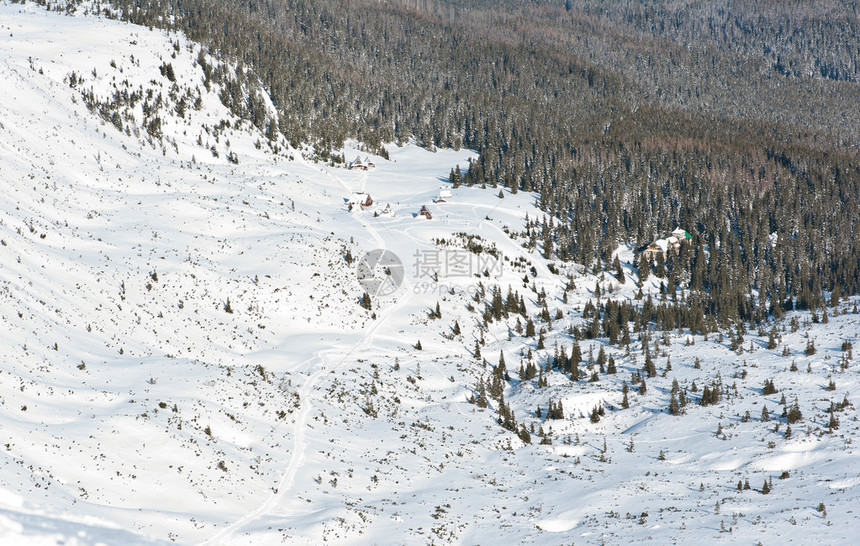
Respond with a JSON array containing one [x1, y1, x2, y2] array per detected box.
[[1, 3, 858, 544]]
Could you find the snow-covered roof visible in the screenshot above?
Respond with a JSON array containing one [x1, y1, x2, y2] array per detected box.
[[348, 192, 371, 205], [672, 227, 692, 240]]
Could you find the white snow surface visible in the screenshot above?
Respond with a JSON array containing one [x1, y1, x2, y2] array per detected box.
[[1, 3, 859, 544]]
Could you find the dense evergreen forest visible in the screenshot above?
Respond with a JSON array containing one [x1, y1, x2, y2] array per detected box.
[[37, 0, 860, 327]]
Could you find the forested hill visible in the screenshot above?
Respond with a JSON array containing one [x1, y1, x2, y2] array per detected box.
[[37, 0, 860, 324]]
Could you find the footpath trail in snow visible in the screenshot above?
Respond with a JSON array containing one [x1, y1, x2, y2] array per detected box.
[[204, 153, 422, 544], [205, 299, 415, 544]]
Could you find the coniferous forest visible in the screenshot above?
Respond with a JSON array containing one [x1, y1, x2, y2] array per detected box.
[[39, 0, 860, 327]]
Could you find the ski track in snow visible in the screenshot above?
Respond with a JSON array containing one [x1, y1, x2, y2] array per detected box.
[[204, 160, 413, 544], [207, 291, 418, 544]]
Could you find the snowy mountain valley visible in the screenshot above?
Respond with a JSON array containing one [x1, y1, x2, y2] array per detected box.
[[1, 3, 859, 544]]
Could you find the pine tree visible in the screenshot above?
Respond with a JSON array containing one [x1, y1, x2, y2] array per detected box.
[[767, 328, 777, 350], [828, 406, 839, 431], [571, 342, 582, 368], [668, 392, 680, 416], [701, 385, 712, 406], [614, 255, 625, 283], [644, 350, 656, 378], [786, 398, 803, 424], [547, 398, 564, 420], [518, 424, 531, 444], [638, 254, 650, 283], [655, 254, 666, 278], [607, 356, 617, 374]]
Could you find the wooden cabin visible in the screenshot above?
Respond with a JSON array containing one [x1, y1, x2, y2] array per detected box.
[[349, 156, 367, 170]]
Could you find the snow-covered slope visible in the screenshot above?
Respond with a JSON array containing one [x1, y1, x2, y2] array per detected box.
[[1, 3, 859, 544]]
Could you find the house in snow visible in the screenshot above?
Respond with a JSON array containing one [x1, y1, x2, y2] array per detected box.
[[640, 227, 692, 260], [349, 156, 368, 170], [641, 240, 668, 261], [348, 192, 373, 208], [671, 227, 692, 242], [436, 189, 453, 203], [348, 156, 375, 170], [418, 205, 432, 219]]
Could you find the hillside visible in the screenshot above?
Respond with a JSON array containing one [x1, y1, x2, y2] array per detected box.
[[59, 0, 860, 304], [1, 3, 859, 544]]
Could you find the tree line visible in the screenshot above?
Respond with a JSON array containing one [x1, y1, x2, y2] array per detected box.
[[38, 0, 860, 323]]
